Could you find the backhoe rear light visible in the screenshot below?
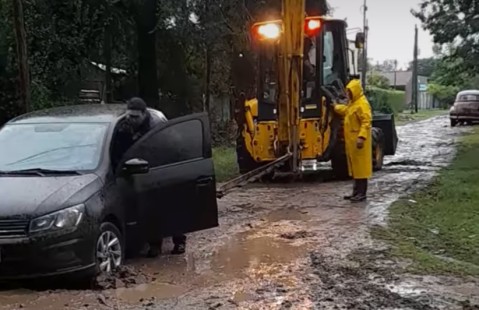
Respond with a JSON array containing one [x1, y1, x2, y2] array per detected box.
[[305, 18, 321, 36]]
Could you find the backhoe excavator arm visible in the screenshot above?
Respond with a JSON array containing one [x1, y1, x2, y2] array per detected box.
[[277, 0, 305, 173]]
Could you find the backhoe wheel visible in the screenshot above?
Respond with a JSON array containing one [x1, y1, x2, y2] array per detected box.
[[372, 127, 385, 172], [236, 136, 259, 174], [331, 141, 350, 180]]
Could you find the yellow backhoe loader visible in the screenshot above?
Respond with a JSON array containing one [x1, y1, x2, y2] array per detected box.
[[218, 0, 397, 197]]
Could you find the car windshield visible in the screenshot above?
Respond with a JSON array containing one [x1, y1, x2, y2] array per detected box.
[[0, 122, 109, 172]]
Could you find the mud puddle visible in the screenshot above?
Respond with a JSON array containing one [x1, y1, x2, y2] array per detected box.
[[1, 115, 478, 310]]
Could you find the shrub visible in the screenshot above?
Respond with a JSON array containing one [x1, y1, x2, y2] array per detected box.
[[366, 87, 406, 114]]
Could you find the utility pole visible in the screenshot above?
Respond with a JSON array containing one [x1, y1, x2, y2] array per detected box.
[[393, 60, 398, 89], [412, 24, 419, 113], [361, 0, 368, 90], [12, 0, 31, 113]]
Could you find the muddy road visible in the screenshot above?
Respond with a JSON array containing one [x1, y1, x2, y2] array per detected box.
[[1, 115, 478, 310]]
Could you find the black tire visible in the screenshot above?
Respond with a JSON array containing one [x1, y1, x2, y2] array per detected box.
[[236, 136, 260, 174], [330, 118, 350, 180], [450, 119, 457, 127], [95, 222, 124, 275], [372, 127, 385, 172], [331, 140, 350, 180]]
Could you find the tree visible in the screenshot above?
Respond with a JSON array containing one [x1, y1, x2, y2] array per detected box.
[[407, 58, 438, 77], [12, 0, 31, 113], [134, 0, 160, 108], [413, 0, 479, 73], [372, 59, 398, 72], [427, 83, 458, 107], [367, 73, 390, 89]]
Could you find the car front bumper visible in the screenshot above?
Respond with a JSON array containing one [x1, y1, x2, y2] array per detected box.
[[0, 225, 96, 280]]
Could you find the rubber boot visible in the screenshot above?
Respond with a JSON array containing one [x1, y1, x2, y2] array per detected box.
[[351, 179, 367, 203], [171, 235, 186, 255], [344, 180, 358, 200]]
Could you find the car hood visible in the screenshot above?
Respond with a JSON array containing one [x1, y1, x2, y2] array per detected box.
[[0, 174, 102, 218]]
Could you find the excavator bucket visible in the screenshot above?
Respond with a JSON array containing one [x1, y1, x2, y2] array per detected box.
[[372, 113, 398, 156]]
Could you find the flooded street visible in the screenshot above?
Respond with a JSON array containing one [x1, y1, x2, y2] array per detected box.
[[1, 115, 478, 310]]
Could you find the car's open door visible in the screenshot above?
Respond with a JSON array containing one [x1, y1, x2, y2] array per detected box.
[[119, 113, 218, 239]]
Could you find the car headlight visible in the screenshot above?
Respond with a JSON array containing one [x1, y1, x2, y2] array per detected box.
[[29, 204, 85, 233]]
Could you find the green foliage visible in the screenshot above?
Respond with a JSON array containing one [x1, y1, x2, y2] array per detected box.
[[427, 83, 459, 108], [371, 59, 397, 72], [374, 128, 479, 276], [212, 146, 238, 182], [420, 55, 479, 107], [413, 0, 479, 107], [407, 58, 438, 77], [366, 87, 405, 114], [414, 0, 479, 73], [367, 73, 390, 89]]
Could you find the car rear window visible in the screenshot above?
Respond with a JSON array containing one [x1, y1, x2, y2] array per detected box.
[[458, 94, 479, 101]]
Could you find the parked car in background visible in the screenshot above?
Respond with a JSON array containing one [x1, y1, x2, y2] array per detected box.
[[450, 90, 479, 127], [0, 104, 218, 280]]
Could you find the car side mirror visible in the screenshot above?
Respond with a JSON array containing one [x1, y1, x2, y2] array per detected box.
[[122, 158, 149, 175]]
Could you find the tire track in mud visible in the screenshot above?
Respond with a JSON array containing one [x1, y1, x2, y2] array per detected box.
[[0, 116, 478, 310]]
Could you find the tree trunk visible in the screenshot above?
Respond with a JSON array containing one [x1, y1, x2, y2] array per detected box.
[[204, 46, 212, 112], [12, 0, 31, 113], [135, 0, 160, 108], [104, 22, 113, 103]]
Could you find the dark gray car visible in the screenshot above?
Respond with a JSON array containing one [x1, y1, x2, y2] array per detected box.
[[0, 104, 218, 280], [450, 90, 479, 126]]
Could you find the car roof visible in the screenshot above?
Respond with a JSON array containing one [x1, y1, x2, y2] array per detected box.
[[457, 90, 479, 97], [7, 104, 166, 124]]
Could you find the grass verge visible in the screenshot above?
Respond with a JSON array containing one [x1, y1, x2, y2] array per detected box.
[[373, 127, 479, 276], [396, 109, 448, 126], [213, 147, 238, 182]]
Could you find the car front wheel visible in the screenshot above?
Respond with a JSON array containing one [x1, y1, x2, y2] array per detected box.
[[450, 119, 457, 127], [96, 222, 124, 274]]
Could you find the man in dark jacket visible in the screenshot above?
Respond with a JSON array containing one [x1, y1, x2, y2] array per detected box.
[[111, 97, 162, 167], [113, 97, 186, 256]]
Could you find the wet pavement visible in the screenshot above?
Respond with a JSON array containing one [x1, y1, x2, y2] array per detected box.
[[1, 115, 478, 310]]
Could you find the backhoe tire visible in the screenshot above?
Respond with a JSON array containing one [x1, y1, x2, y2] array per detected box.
[[372, 127, 385, 172], [331, 141, 350, 180], [236, 137, 259, 174]]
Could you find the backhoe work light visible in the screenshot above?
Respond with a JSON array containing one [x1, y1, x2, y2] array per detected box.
[[252, 21, 282, 41], [305, 17, 321, 37]]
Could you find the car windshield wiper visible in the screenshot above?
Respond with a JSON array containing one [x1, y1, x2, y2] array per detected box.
[[5, 144, 96, 167], [0, 168, 81, 176]]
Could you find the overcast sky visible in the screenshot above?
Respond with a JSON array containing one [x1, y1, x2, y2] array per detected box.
[[329, 0, 434, 68]]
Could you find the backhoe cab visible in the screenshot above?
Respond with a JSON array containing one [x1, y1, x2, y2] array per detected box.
[[233, 4, 397, 184]]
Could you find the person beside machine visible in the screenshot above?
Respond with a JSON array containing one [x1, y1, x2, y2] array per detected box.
[[332, 79, 372, 202], [112, 97, 187, 256]]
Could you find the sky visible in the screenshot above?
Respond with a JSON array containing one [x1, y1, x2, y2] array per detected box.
[[329, 0, 435, 69]]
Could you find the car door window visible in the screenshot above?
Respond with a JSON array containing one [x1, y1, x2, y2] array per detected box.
[[125, 119, 204, 168]]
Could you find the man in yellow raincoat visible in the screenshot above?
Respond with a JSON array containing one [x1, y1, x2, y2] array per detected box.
[[333, 79, 372, 202]]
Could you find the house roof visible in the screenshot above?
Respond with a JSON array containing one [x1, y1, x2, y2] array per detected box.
[[380, 71, 428, 87], [381, 71, 412, 86]]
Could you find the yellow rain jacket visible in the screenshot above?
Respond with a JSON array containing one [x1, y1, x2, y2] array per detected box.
[[334, 79, 373, 179]]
